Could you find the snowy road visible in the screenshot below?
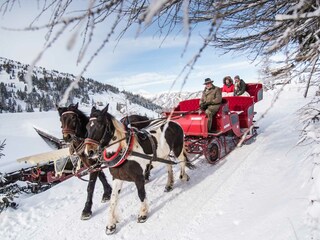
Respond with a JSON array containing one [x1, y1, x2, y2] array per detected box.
[[0, 86, 314, 240]]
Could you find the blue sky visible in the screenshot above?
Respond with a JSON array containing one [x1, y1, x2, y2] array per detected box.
[[0, 1, 261, 95]]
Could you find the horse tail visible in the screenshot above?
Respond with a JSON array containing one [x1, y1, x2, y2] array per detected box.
[[183, 147, 196, 170]]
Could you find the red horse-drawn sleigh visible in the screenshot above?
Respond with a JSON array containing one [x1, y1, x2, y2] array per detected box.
[[164, 83, 263, 163]]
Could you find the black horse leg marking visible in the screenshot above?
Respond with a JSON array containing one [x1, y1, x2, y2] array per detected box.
[[164, 164, 174, 192], [144, 164, 153, 182], [135, 176, 148, 223], [81, 171, 99, 220], [98, 170, 112, 202]]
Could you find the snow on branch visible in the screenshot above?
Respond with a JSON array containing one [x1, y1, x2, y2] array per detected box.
[[298, 99, 320, 146]]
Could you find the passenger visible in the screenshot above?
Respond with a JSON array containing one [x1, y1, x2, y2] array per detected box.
[[221, 76, 234, 97], [200, 78, 222, 132], [234, 75, 250, 96]]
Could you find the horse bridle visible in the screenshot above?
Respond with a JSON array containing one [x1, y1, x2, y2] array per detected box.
[[84, 117, 118, 149], [84, 117, 132, 154], [61, 111, 82, 138]]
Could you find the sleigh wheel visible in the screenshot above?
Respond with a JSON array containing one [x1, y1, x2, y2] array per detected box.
[[204, 141, 219, 164]]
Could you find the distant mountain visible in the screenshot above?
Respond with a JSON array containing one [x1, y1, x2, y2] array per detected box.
[[0, 57, 161, 116], [147, 91, 202, 110]]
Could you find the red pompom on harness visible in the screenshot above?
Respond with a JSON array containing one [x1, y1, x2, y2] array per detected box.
[[103, 129, 135, 168]]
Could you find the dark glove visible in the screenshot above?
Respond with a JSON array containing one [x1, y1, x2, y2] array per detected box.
[[200, 102, 207, 110]]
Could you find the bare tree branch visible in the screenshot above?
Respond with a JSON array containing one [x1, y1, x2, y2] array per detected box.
[[0, 139, 6, 159], [1, 0, 320, 96]]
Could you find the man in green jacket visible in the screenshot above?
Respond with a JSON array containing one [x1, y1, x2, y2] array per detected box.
[[200, 78, 222, 132], [234, 75, 248, 96]]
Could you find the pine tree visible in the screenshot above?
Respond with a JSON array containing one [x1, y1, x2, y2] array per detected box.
[[17, 104, 22, 112]]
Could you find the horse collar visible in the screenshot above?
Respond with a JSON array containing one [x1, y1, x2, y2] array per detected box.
[[102, 129, 135, 168]]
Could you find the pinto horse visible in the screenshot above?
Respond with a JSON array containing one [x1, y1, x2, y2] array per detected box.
[[84, 105, 193, 235]]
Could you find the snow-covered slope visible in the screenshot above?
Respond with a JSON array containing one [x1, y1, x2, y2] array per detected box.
[[0, 83, 319, 240], [0, 57, 161, 114]]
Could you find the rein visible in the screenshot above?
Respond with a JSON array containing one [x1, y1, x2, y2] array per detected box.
[[130, 151, 180, 165], [75, 162, 108, 182], [84, 136, 127, 149]]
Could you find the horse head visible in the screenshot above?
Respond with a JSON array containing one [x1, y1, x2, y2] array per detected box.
[[85, 104, 122, 159], [57, 103, 86, 142]]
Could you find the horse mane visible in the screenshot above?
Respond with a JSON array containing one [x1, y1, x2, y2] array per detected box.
[[72, 107, 89, 124], [58, 105, 89, 124], [90, 108, 128, 149], [111, 117, 128, 149]]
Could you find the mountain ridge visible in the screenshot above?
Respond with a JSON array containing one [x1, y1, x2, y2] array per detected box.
[[0, 57, 161, 115], [147, 91, 202, 111]]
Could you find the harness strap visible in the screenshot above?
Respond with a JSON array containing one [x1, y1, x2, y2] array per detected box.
[[120, 117, 152, 127], [75, 163, 109, 182], [139, 129, 157, 172], [84, 138, 100, 146], [62, 128, 76, 134], [130, 151, 178, 165], [103, 145, 122, 162], [73, 139, 85, 154], [62, 111, 77, 116], [105, 136, 127, 148]]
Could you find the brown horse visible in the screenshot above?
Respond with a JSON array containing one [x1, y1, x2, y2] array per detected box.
[[57, 103, 112, 220], [84, 105, 193, 235]]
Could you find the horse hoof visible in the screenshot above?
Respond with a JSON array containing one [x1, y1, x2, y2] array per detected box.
[[144, 178, 150, 184], [180, 174, 190, 181], [81, 211, 92, 220], [101, 193, 111, 203], [106, 225, 116, 235], [164, 186, 173, 192], [138, 215, 147, 223]]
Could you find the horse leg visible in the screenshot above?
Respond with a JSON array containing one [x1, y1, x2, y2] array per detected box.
[[81, 171, 99, 220], [135, 175, 148, 223], [144, 163, 153, 182], [178, 151, 190, 182], [106, 179, 123, 235], [98, 170, 112, 203], [164, 164, 174, 192]]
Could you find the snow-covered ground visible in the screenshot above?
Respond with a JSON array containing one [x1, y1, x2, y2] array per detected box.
[[0, 83, 319, 240]]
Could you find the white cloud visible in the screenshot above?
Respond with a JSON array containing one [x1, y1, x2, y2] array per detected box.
[[102, 56, 260, 94], [108, 72, 176, 90]]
